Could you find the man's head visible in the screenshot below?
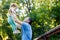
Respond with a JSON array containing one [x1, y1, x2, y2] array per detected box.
[[23, 17, 32, 25]]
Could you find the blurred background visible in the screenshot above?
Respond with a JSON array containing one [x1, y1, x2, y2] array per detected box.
[[0, 0, 60, 40]]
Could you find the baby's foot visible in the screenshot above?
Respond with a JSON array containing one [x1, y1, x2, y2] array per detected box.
[[13, 30, 20, 34]]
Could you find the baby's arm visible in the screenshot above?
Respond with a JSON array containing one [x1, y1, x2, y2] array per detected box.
[[9, 8, 22, 25]]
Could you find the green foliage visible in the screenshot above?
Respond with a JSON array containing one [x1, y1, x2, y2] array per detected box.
[[49, 33, 60, 40], [0, 0, 60, 40]]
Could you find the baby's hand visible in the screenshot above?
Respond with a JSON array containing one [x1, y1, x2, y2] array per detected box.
[[9, 7, 15, 12]]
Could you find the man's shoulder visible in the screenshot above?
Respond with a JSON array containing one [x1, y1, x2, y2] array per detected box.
[[22, 22, 30, 26]]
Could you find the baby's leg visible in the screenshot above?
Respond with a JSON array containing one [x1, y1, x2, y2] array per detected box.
[[8, 16, 20, 34], [8, 16, 17, 32]]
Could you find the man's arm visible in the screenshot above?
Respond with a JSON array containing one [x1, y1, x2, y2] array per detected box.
[[12, 14, 22, 25], [15, 23, 21, 29]]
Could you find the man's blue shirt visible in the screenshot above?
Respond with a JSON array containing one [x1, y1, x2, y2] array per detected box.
[[21, 22, 32, 40]]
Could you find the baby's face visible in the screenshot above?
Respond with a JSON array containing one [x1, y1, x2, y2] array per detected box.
[[14, 7, 17, 10], [11, 7, 17, 11]]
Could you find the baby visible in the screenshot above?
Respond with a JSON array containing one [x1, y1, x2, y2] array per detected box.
[[7, 3, 20, 34]]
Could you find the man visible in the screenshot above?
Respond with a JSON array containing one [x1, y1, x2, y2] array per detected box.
[[12, 13, 32, 40]]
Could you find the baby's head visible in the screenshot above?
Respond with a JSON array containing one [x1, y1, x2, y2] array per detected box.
[[9, 3, 20, 15], [10, 3, 18, 10]]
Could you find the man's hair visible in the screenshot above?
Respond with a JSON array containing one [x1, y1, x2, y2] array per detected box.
[[29, 18, 33, 25]]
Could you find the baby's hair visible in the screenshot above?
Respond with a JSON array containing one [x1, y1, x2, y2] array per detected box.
[[10, 3, 17, 8]]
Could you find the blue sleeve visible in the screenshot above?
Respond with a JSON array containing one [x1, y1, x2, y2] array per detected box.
[[22, 22, 27, 26], [22, 22, 31, 31], [22, 22, 28, 30]]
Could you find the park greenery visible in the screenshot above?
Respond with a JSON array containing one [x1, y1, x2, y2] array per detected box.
[[0, 0, 60, 40]]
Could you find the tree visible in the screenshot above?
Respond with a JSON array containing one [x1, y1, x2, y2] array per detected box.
[[0, 0, 60, 40]]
